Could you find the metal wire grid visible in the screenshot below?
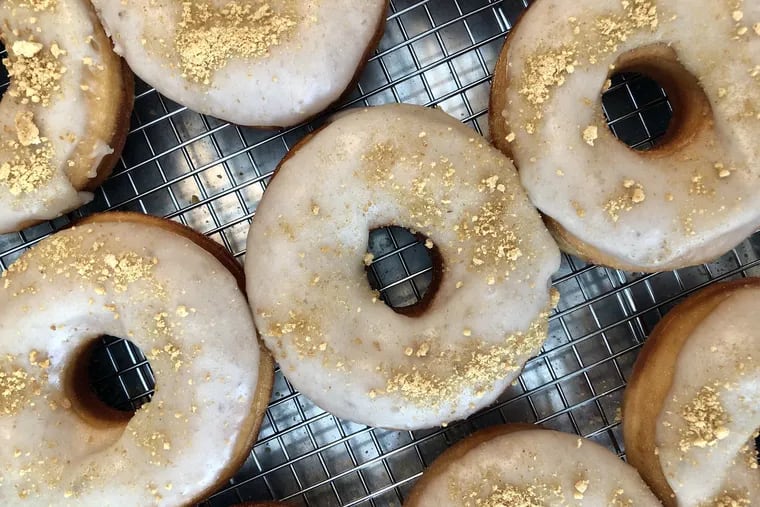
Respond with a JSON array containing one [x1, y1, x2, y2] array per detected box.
[[88, 336, 155, 412], [0, 0, 758, 505], [603, 72, 672, 150]]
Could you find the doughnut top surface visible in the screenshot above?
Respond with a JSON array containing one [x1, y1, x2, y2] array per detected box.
[[246, 104, 561, 429], [656, 286, 760, 505], [493, 0, 760, 270], [90, 0, 387, 126], [409, 428, 661, 506], [0, 221, 262, 505], [0, 0, 125, 232]]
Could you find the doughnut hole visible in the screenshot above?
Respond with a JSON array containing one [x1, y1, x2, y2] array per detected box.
[[603, 44, 709, 153], [365, 226, 443, 316], [603, 72, 672, 150], [66, 335, 155, 424], [0, 43, 8, 101]]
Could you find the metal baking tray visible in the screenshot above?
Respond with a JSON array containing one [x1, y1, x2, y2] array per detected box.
[[1, 1, 759, 505]]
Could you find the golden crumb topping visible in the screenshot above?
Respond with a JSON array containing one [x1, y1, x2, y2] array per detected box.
[[3, 40, 66, 107], [603, 179, 646, 222], [3, 233, 164, 298], [689, 173, 714, 196], [449, 468, 636, 506], [381, 311, 549, 408], [739, 432, 759, 470], [14, 111, 42, 147], [678, 385, 731, 452], [361, 140, 530, 285], [515, 0, 658, 134], [611, 488, 635, 507], [8, 0, 58, 10], [457, 197, 523, 276], [519, 46, 578, 109], [449, 471, 563, 507], [0, 133, 55, 196], [582, 125, 599, 146], [362, 142, 397, 183], [708, 491, 751, 507], [175, 1, 297, 85], [129, 417, 176, 467], [463, 484, 547, 507], [0, 354, 48, 416], [264, 303, 552, 410], [265, 309, 331, 361]]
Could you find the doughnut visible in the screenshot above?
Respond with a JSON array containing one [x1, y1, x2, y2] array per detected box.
[[623, 279, 760, 506], [405, 425, 661, 506], [245, 104, 561, 430], [90, 1, 388, 127], [0, 212, 274, 504], [489, 0, 760, 272], [0, 0, 133, 233]]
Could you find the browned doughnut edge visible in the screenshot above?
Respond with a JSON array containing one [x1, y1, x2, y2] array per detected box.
[[79, 57, 134, 194], [75, 0, 136, 193], [622, 278, 760, 506], [74, 211, 275, 506], [404, 423, 538, 506], [488, 4, 720, 273]]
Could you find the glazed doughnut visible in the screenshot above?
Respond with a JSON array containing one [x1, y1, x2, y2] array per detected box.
[[0, 212, 274, 505], [624, 279, 760, 506], [489, 0, 760, 272], [245, 104, 560, 430], [405, 425, 661, 506], [90, 0, 388, 127], [0, 0, 133, 233]]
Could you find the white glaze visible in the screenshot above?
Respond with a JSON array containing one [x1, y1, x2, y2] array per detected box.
[[412, 428, 661, 506], [656, 287, 760, 506], [495, 0, 760, 270], [0, 0, 121, 233], [245, 104, 560, 430], [0, 221, 262, 506], [90, 0, 387, 127]]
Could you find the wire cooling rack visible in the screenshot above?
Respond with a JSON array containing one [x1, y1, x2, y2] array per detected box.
[[1, 1, 759, 505]]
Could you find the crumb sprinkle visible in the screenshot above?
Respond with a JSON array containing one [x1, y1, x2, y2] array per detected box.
[[677, 385, 731, 452], [582, 125, 598, 146], [174, 2, 297, 85]]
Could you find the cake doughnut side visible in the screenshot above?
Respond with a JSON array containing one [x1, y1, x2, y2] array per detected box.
[[0, 0, 134, 233], [0, 212, 274, 505], [405, 425, 661, 506], [490, 0, 760, 272], [90, 0, 388, 127], [246, 104, 561, 430], [623, 279, 760, 506]]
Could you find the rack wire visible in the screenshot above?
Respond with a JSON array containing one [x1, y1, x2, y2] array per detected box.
[[1, 1, 759, 505]]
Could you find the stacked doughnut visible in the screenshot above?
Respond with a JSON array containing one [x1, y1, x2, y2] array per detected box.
[[0, 213, 273, 504], [490, 0, 760, 271], [406, 426, 661, 506], [90, 0, 388, 127], [625, 279, 760, 506], [0, 0, 132, 232], [245, 104, 561, 430], [1, 1, 389, 231]]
